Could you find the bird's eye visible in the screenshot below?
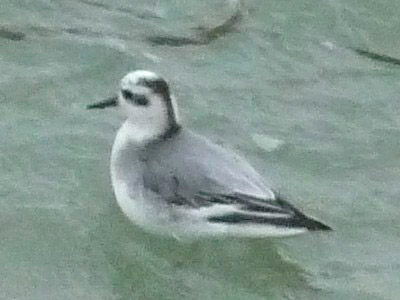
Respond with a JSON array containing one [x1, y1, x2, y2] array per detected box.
[[121, 90, 149, 106], [134, 95, 149, 106], [122, 89, 133, 100]]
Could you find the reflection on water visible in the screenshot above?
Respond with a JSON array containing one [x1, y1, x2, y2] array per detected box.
[[88, 203, 322, 299]]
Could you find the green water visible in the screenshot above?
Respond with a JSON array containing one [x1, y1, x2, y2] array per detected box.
[[1, 0, 400, 299]]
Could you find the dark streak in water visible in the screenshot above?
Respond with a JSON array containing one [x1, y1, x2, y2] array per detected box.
[[0, 26, 26, 41], [146, 36, 205, 47], [77, 0, 162, 19], [0, 1, 242, 45], [0, 24, 134, 41], [78, 0, 110, 9], [197, 6, 243, 41], [61, 26, 134, 40], [63, 27, 104, 38], [146, 2, 244, 47], [353, 48, 400, 66]]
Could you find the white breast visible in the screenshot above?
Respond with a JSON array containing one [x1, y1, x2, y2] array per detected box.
[[110, 122, 174, 232], [110, 123, 148, 226]]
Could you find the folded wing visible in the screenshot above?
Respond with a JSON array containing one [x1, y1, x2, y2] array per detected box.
[[185, 191, 332, 232]]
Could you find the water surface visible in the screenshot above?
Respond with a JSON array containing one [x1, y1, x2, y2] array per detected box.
[[1, 0, 400, 299]]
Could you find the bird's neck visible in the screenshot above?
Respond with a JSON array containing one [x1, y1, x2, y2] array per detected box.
[[119, 119, 181, 147]]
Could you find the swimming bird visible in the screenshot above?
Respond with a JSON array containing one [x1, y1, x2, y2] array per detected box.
[[87, 70, 331, 238]]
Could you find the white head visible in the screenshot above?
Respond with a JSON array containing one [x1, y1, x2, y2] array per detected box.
[[88, 70, 180, 143]]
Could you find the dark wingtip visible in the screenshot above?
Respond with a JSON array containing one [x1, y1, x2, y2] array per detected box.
[[274, 194, 332, 232], [302, 217, 332, 232]]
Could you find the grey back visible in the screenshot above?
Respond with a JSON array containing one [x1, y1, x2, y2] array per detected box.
[[140, 129, 273, 205]]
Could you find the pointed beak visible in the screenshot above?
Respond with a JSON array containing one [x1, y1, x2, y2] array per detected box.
[[87, 96, 118, 109]]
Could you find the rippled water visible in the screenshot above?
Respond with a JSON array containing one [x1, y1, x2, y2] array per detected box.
[[1, 0, 400, 299]]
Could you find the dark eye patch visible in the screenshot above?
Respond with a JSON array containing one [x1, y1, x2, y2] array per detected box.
[[122, 89, 133, 100], [134, 95, 149, 106], [121, 89, 149, 106]]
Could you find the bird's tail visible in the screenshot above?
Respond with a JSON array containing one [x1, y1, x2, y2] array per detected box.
[[273, 196, 332, 231], [203, 193, 332, 237]]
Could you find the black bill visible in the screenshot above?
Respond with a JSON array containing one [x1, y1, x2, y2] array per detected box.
[[87, 96, 118, 109]]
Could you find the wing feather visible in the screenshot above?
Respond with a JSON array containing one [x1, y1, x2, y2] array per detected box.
[[179, 191, 331, 231]]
